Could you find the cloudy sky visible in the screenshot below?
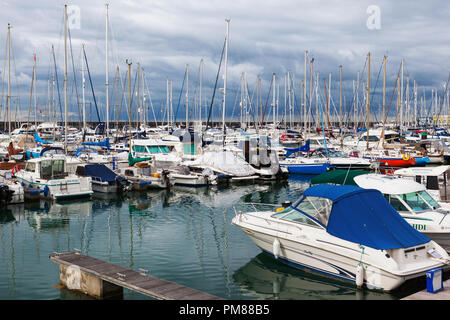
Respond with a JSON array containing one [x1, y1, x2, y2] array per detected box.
[[1, 0, 449, 124]]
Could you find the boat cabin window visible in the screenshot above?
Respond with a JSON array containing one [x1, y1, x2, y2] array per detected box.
[[53, 160, 65, 176], [147, 146, 170, 153], [40, 160, 52, 178], [360, 135, 379, 142], [392, 190, 440, 212], [125, 169, 134, 176], [132, 145, 148, 153], [426, 176, 439, 190], [25, 162, 36, 172], [384, 194, 409, 212], [418, 190, 440, 209], [40, 159, 65, 179]]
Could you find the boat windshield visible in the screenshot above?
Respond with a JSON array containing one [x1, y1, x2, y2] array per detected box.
[[394, 190, 440, 212], [272, 196, 331, 227], [327, 150, 347, 158]]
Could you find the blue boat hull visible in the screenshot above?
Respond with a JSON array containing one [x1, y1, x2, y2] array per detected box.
[[413, 157, 430, 166], [281, 163, 330, 175]]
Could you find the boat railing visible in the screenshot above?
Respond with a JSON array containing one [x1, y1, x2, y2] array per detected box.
[[235, 202, 279, 212]]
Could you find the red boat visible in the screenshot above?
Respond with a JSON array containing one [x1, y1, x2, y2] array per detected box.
[[372, 156, 416, 167]]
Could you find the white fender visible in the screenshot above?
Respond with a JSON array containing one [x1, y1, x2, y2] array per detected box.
[[356, 264, 364, 289], [273, 238, 281, 259]]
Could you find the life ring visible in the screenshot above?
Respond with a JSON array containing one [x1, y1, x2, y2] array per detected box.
[[11, 165, 20, 176], [402, 154, 410, 161]]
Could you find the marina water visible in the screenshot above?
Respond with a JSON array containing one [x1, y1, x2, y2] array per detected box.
[[0, 175, 430, 300]]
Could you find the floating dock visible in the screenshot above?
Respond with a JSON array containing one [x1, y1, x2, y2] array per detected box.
[[402, 278, 450, 300], [50, 251, 224, 300]]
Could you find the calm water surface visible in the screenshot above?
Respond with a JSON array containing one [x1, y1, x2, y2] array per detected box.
[[0, 176, 428, 300]]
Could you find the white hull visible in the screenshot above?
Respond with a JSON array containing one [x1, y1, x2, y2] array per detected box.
[[170, 173, 209, 187]]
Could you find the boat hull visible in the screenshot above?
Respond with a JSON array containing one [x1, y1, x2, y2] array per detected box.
[[280, 163, 330, 175], [371, 157, 416, 167], [240, 227, 407, 291]]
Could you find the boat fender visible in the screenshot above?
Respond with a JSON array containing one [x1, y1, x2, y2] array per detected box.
[[273, 238, 281, 259], [43, 185, 49, 197], [356, 264, 364, 289], [402, 154, 410, 161]]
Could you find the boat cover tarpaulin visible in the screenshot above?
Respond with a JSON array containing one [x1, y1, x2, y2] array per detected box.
[[34, 132, 52, 145], [83, 164, 117, 182], [303, 184, 430, 250], [284, 140, 310, 158], [310, 169, 369, 186], [184, 151, 256, 177]]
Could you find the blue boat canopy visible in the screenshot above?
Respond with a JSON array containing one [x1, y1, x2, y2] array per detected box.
[[284, 139, 310, 159], [81, 164, 117, 182], [34, 132, 52, 145], [301, 184, 430, 250], [82, 137, 111, 150]]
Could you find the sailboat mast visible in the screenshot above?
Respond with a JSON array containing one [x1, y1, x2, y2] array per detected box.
[[304, 50, 307, 136], [127, 59, 132, 153], [34, 54, 37, 129], [272, 73, 276, 127], [381, 55, 386, 144], [400, 59, 404, 130], [222, 19, 230, 139], [64, 5, 68, 154], [105, 3, 110, 137], [186, 64, 189, 129], [82, 44, 86, 132], [7, 23, 11, 135], [199, 59, 203, 125], [366, 52, 370, 151]]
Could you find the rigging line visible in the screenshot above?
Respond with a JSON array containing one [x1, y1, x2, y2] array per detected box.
[[369, 58, 384, 123], [51, 46, 64, 126], [143, 72, 158, 126], [173, 68, 186, 125], [82, 47, 101, 123], [260, 75, 274, 127], [205, 36, 226, 132], [68, 28, 82, 123]]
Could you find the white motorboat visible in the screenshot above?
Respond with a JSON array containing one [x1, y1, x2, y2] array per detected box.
[[394, 165, 450, 204], [168, 165, 216, 187], [232, 184, 450, 292], [116, 162, 171, 190], [74, 163, 128, 193], [14, 155, 93, 201], [354, 174, 450, 247]]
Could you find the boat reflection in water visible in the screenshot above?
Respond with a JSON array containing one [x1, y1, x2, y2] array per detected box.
[[233, 252, 430, 300]]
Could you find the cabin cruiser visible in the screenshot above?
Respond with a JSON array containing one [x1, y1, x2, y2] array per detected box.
[[232, 184, 450, 292], [353, 174, 450, 247], [14, 154, 93, 201], [11, 123, 35, 136], [394, 165, 450, 204], [116, 161, 171, 190], [131, 138, 181, 167], [306, 147, 371, 170], [75, 163, 129, 193]]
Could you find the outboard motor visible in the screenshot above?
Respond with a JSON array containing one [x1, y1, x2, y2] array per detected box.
[[115, 175, 130, 192], [0, 184, 14, 205]]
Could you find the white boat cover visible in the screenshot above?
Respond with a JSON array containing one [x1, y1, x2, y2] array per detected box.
[[184, 151, 256, 177]]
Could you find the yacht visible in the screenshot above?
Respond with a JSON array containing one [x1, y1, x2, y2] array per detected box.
[[353, 174, 450, 247], [14, 154, 93, 201], [232, 184, 450, 292]]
